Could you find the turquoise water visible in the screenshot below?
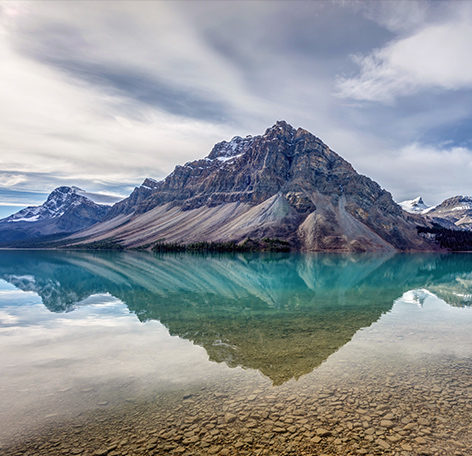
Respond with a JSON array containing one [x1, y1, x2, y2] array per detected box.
[[1, 251, 472, 455]]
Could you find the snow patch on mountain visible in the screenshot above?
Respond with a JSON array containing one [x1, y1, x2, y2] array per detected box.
[[398, 288, 436, 307], [208, 135, 255, 160], [399, 197, 432, 214], [139, 178, 161, 191], [216, 153, 244, 163], [8, 215, 41, 223]]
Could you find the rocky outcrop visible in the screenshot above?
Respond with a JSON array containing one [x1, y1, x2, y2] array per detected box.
[[67, 121, 435, 252], [105, 178, 160, 219]]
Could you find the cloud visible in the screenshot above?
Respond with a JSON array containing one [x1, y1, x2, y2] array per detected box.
[[359, 0, 432, 33], [0, 18, 236, 191], [0, 174, 27, 188], [353, 142, 472, 205], [11, 1, 253, 122], [336, 4, 472, 103], [1, 1, 254, 202]]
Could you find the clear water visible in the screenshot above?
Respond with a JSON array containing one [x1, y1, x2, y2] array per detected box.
[[1, 251, 471, 455]]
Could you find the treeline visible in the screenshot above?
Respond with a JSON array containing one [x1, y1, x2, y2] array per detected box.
[[68, 239, 125, 250], [417, 224, 472, 251], [0, 234, 291, 252], [0, 232, 73, 249], [152, 238, 291, 253]]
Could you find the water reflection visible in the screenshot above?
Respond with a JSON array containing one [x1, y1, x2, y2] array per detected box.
[[1, 251, 472, 386]]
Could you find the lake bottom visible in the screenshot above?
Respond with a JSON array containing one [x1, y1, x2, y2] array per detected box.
[[3, 353, 471, 456]]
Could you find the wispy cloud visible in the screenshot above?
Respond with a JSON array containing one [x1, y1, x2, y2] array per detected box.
[[355, 142, 472, 204], [0, 174, 28, 188], [336, 3, 472, 103]]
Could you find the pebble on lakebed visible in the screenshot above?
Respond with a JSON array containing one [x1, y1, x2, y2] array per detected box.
[[3, 358, 472, 456]]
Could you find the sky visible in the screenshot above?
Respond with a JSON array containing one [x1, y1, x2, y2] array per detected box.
[[1, 0, 472, 218]]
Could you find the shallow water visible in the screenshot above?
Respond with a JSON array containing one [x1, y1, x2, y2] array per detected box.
[[0, 251, 472, 455]]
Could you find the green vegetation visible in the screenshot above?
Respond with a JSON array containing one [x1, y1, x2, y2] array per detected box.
[[0, 232, 73, 249], [0, 233, 290, 252], [243, 237, 291, 252], [152, 238, 291, 253], [417, 224, 472, 251]]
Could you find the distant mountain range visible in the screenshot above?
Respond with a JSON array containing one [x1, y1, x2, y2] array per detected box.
[[0, 186, 121, 244], [0, 121, 470, 251], [399, 195, 472, 231]]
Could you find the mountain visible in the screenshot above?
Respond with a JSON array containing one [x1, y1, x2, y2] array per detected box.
[[104, 178, 160, 220], [399, 196, 431, 214], [0, 186, 120, 245], [424, 196, 472, 231], [399, 195, 472, 231], [66, 121, 434, 252]]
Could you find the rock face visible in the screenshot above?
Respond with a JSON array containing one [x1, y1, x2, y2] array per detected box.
[[105, 178, 160, 219], [0, 187, 113, 245], [425, 196, 472, 231], [69, 121, 435, 252]]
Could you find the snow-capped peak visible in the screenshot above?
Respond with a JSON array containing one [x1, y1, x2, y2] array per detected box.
[[140, 178, 161, 191], [398, 289, 436, 307], [2, 186, 121, 223], [208, 135, 254, 160], [399, 196, 432, 214]]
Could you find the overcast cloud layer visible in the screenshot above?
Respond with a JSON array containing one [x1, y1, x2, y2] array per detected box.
[[0, 0, 471, 218]]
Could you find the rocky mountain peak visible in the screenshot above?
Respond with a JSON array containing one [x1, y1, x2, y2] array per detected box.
[[47, 185, 76, 201], [399, 196, 430, 214], [414, 197, 424, 205], [0, 186, 113, 245], [207, 121, 299, 161], [73, 122, 436, 252], [141, 178, 160, 190], [207, 135, 253, 160], [263, 120, 297, 143], [437, 195, 472, 209], [3, 186, 89, 223], [425, 195, 472, 231]]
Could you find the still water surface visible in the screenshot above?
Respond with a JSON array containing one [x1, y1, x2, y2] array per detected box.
[[1, 251, 472, 455]]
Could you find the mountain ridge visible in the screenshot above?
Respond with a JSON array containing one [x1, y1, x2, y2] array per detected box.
[[425, 196, 472, 231], [399, 195, 472, 231], [65, 121, 435, 252]]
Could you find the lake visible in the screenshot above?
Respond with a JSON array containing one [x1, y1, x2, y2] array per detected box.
[[1, 250, 471, 455]]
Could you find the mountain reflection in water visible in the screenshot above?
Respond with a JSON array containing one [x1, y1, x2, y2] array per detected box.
[[1, 251, 471, 385]]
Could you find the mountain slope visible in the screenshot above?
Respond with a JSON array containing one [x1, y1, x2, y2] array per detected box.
[[67, 121, 435, 252], [425, 196, 472, 231], [0, 187, 117, 245]]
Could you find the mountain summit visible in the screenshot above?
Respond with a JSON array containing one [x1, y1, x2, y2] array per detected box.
[[0, 186, 119, 245], [399, 196, 431, 214], [67, 121, 433, 252]]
